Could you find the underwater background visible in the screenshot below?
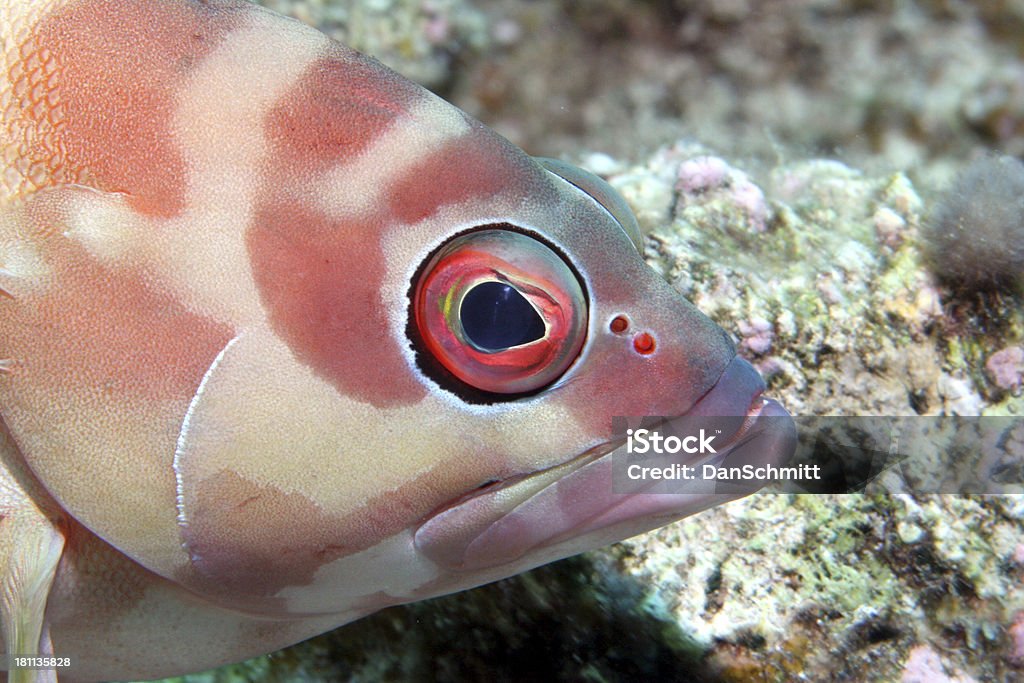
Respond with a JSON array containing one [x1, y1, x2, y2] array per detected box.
[[163, 1, 1024, 681]]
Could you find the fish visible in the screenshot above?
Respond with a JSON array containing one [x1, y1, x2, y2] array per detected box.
[[0, 0, 795, 680]]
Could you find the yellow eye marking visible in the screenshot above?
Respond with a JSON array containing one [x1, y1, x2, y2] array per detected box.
[[439, 275, 464, 322]]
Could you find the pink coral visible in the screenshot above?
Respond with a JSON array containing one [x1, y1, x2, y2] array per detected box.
[[901, 645, 977, 683], [985, 346, 1024, 392], [675, 156, 770, 233], [730, 178, 769, 233], [874, 206, 909, 249], [1011, 613, 1024, 664], [676, 156, 729, 194], [737, 317, 774, 355]]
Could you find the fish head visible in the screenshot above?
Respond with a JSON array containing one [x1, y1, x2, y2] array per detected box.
[[171, 121, 796, 616], [0, 0, 794, 621]]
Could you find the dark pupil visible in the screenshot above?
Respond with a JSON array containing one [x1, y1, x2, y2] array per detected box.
[[460, 281, 546, 351]]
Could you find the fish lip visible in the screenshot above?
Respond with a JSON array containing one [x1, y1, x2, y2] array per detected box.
[[414, 356, 796, 571], [418, 437, 624, 523]]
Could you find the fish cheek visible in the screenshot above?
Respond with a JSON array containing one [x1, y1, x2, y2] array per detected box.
[[180, 470, 352, 603], [178, 442, 507, 613]]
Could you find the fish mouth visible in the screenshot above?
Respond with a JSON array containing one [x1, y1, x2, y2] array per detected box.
[[414, 356, 797, 571]]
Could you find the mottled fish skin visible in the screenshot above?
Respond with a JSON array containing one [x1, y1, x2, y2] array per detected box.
[[0, 0, 793, 680]]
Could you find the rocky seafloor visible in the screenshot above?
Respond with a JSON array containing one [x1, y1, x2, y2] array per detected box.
[[163, 1, 1024, 681]]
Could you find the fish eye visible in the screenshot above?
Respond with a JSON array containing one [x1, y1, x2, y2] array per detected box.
[[413, 229, 587, 395], [535, 157, 644, 255]]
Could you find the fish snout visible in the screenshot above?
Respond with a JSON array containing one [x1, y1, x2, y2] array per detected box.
[[413, 356, 795, 572]]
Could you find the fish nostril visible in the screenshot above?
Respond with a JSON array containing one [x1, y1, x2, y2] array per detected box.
[[609, 315, 629, 334], [633, 332, 656, 355]]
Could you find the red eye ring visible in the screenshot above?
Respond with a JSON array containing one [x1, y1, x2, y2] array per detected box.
[[414, 230, 587, 394]]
